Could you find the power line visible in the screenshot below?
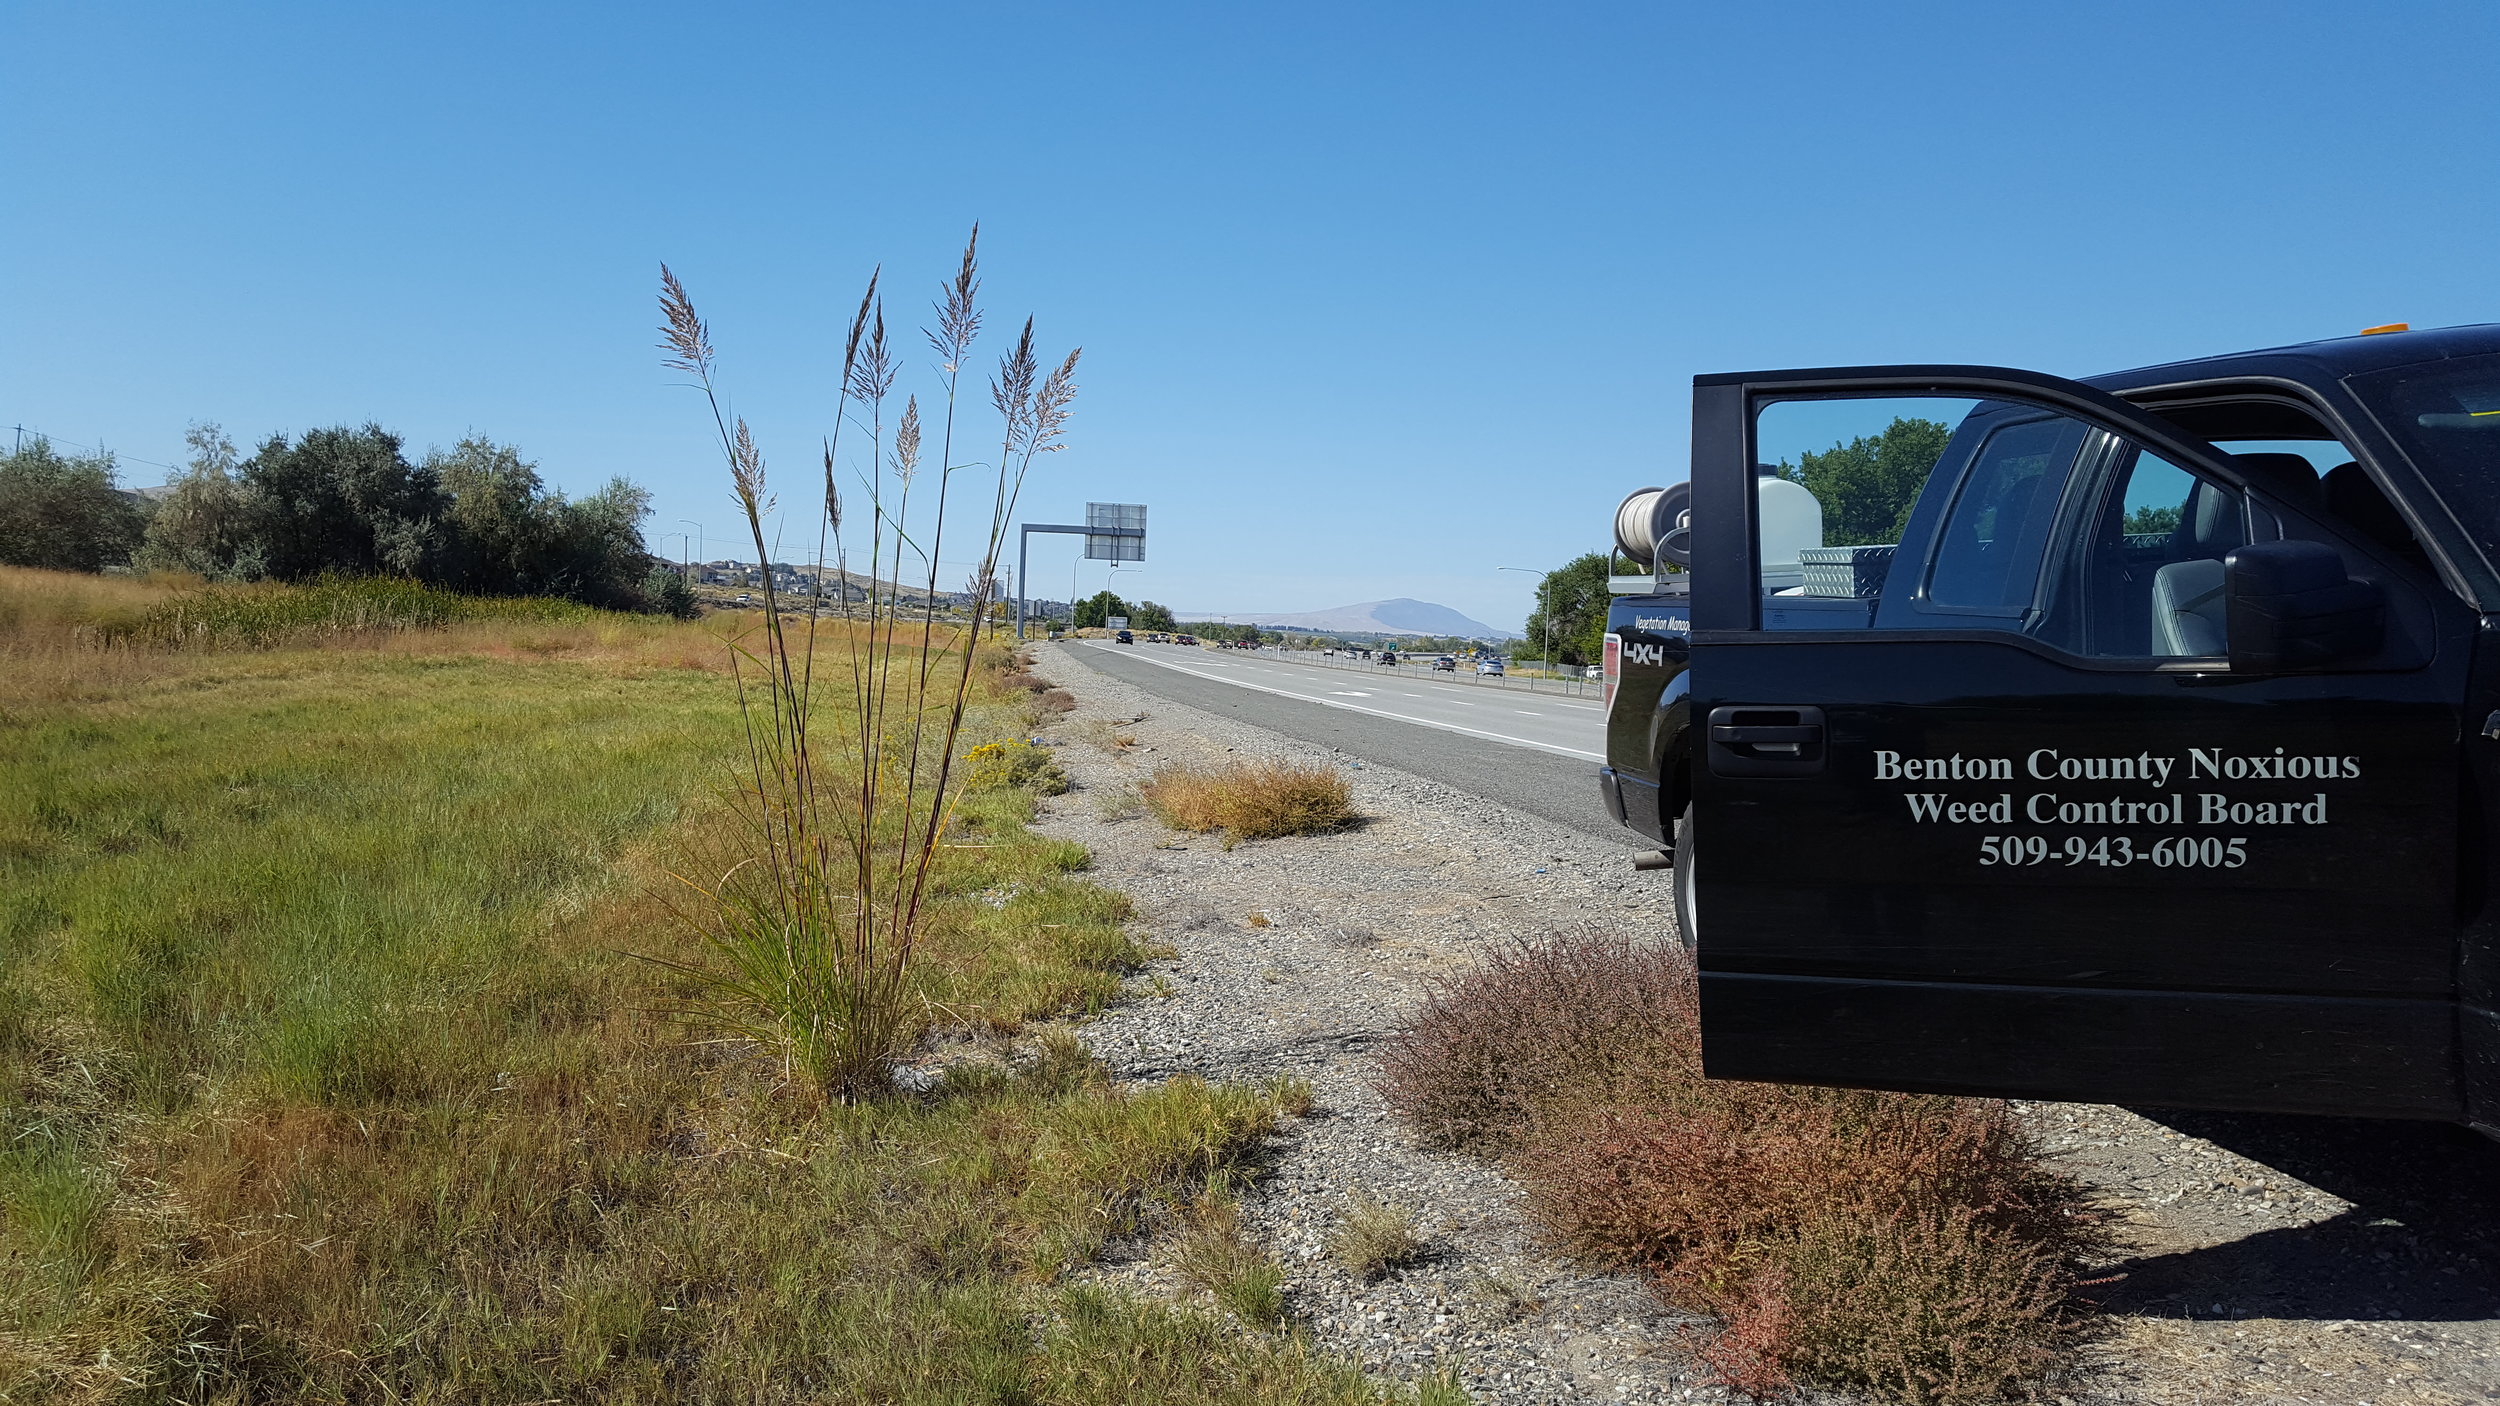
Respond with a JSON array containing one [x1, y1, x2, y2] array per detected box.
[[4, 420, 182, 474]]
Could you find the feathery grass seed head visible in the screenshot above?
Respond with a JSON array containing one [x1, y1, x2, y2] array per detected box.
[[893, 396, 922, 484], [657, 264, 714, 378], [927, 223, 983, 370]]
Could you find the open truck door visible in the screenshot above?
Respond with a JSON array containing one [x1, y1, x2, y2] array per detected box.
[[1686, 365, 2473, 1119]]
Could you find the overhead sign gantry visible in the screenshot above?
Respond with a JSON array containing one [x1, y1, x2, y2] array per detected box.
[[1016, 502, 1146, 639]]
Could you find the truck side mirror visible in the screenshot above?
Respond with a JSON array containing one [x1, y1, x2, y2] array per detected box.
[[2225, 539, 2384, 672]]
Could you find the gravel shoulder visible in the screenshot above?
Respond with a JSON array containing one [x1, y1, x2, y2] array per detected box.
[[1028, 641, 2500, 1406]]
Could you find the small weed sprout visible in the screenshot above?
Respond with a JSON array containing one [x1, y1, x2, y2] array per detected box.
[[1173, 1196, 1287, 1329], [1465, 1267, 1546, 1326], [1330, 1192, 1426, 1282], [1089, 784, 1143, 822], [1074, 719, 1137, 753], [1262, 1074, 1315, 1117]]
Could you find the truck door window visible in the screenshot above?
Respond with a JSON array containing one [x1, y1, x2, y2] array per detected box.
[[1751, 396, 1976, 628]]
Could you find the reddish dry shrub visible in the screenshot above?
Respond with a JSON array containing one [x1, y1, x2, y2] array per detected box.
[[1035, 687, 1076, 714], [1375, 930, 1695, 1152], [1380, 934, 2106, 1404]]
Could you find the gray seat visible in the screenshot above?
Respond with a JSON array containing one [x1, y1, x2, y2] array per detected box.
[[2152, 558, 2227, 655]]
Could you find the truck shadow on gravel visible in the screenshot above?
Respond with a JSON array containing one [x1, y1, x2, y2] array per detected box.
[[2100, 1109, 2500, 1324]]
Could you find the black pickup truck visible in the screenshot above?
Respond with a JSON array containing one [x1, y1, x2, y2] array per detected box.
[[1599, 323, 2500, 1132]]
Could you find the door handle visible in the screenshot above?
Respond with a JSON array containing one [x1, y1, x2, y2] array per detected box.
[[1706, 706, 1828, 776], [1710, 723, 1820, 752]]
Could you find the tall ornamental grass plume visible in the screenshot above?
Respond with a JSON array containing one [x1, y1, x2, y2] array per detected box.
[[1378, 933, 2110, 1404], [655, 229, 1081, 1100]]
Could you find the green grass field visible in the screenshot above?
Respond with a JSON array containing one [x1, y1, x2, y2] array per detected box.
[[0, 571, 1428, 1405]]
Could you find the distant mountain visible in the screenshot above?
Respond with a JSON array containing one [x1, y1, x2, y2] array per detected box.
[[1185, 598, 1519, 641]]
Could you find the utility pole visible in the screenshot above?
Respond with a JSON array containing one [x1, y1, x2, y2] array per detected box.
[[678, 520, 701, 584]]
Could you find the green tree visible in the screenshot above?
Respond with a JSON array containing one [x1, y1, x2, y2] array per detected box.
[[237, 424, 450, 580], [1072, 590, 1131, 629], [643, 563, 699, 620], [0, 439, 147, 572], [1775, 416, 1954, 547], [433, 435, 556, 592], [136, 422, 255, 578], [1131, 599, 1178, 632], [2124, 504, 2183, 536], [428, 436, 656, 610], [1521, 552, 1638, 665]]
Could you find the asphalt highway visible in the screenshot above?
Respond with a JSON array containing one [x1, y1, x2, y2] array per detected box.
[[1054, 641, 1635, 843]]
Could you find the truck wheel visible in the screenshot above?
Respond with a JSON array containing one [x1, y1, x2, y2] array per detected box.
[[1672, 800, 1696, 953]]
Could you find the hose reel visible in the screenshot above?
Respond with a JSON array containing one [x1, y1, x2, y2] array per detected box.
[[1613, 482, 1693, 570]]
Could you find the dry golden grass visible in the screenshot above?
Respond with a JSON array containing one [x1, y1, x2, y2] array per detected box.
[[1141, 761, 1354, 848], [0, 567, 197, 707], [0, 566, 739, 714], [0, 564, 191, 631]]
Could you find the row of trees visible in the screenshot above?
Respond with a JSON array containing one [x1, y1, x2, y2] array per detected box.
[[0, 423, 685, 614], [1070, 591, 1182, 632]]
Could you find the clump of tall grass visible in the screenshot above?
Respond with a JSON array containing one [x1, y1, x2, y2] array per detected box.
[[1378, 933, 2107, 1404], [108, 575, 595, 649], [1172, 1195, 1288, 1328], [1330, 1192, 1427, 1282], [657, 230, 1082, 1100], [1142, 760, 1354, 848]]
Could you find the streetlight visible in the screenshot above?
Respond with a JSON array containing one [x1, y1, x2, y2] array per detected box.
[[1498, 566, 1554, 686], [678, 520, 702, 584]]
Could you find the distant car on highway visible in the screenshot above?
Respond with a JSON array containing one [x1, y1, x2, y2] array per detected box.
[[1432, 655, 1457, 671], [1476, 659, 1505, 676], [1115, 629, 1134, 644], [1176, 634, 1198, 646], [1376, 651, 1398, 666]]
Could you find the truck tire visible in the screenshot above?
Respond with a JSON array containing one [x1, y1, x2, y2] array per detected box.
[[1672, 800, 1696, 953]]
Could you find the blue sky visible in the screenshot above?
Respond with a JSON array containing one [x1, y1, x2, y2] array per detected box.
[[5, 2, 2494, 632]]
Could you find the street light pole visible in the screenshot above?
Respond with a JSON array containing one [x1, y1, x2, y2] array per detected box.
[[678, 520, 701, 584], [1497, 565, 1555, 689]]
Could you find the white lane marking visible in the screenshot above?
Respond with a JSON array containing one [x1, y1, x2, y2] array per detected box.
[[1083, 645, 1602, 761], [1329, 690, 1373, 697], [1516, 710, 1543, 716]]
